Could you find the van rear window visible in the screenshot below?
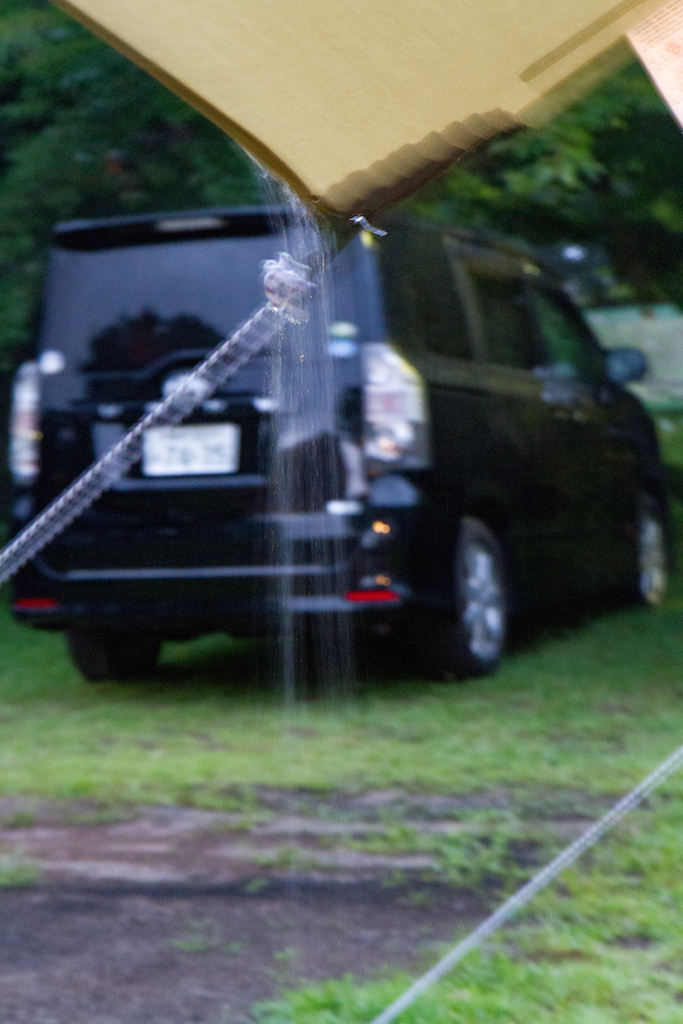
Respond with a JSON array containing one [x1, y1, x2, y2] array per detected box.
[[41, 235, 280, 374], [40, 232, 382, 381]]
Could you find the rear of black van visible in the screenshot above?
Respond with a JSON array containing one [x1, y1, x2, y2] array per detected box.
[[9, 207, 424, 675]]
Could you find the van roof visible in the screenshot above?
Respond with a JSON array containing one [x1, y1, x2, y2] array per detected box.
[[53, 206, 289, 251], [53, 204, 551, 279]]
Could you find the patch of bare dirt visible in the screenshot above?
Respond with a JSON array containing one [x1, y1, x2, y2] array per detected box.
[[0, 882, 482, 1024], [0, 792, 599, 1023]]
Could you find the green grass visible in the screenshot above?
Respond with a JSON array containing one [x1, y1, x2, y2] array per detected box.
[[0, 848, 39, 887], [3, 504, 683, 1021], [2, 584, 683, 805]]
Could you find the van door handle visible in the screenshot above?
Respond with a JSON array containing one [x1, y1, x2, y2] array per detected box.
[[553, 407, 590, 423]]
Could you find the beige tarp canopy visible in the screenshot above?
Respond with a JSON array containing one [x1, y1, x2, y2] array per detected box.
[[53, 0, 662, 219]]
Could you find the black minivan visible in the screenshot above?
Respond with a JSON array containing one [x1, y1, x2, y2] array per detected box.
[[8, 206, 669, 680]]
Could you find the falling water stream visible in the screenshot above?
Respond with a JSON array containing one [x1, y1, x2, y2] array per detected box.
[[256, 188, 360, 1003], [263, 186, 356, 703]]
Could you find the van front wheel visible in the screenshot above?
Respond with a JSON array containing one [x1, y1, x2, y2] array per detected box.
[[66, 629, 161, 682], [632, 493, 668, 607]]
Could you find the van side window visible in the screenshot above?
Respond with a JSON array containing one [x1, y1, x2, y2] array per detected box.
[[532, 289, 604, 385], [380, 229, 472, 360], [469, 272, 538, 370]]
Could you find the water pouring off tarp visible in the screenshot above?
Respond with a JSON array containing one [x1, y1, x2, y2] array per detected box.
[[51, 0, 665, 221], [263, 192, 357, 702]]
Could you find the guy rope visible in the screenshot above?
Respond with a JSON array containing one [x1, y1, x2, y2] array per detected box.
[[0, 253, 314, 587]]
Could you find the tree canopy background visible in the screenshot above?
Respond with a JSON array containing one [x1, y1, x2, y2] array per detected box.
[[0, 0, 260, 369], [3, 0, 683, 370]]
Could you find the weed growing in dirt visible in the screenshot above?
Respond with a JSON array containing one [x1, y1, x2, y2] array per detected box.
[[242, 877, 269, 894], [170, 919, 249, 957], [0, 848, 39, 887], [225, 940, 248, 955], [0, 810, 35, 828], [256, 846, 313, 870]]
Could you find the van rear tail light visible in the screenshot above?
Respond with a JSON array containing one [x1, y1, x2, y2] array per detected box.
[[362, 343, 429, 467], [9, 361, 41, 484], [345, 589, 400, 603], [14, 598, 59, 610]]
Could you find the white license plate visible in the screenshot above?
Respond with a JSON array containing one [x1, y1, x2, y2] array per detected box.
[[142, 423, 240, 476]]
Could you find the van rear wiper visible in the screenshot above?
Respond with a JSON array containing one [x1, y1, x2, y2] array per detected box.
[[84, 349, 211, 383]]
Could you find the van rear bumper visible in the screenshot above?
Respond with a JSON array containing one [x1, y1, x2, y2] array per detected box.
[[11, 507, 407, 634], [12, 587, 404, 636]]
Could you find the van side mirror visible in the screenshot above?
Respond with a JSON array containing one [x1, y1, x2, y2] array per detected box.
[[605, 347, 648, 384]]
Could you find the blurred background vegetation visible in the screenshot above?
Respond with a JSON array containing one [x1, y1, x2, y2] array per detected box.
[[4, 0, 683, 373], [0, 0, 260, 370]]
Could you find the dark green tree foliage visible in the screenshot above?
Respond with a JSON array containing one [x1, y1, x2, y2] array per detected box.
[[406, 62, 683, 307], [0, 0, 259, 367]]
